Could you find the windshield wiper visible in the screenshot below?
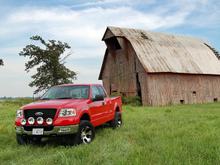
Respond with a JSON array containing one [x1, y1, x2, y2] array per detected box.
[[40, 98, 51, 100], [55, 97, 73, 99]]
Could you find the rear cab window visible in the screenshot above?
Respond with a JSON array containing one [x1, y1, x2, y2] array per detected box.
[[97, 86, 107, 98], [91, 85, 107, 99], [91, 86, 101, 100]]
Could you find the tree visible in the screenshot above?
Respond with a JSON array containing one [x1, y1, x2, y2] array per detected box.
[[0, 59, 3, 66], [19, 35, 77, 94]]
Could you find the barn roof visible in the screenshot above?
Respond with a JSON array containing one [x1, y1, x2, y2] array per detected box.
[[99, 26, 220, 79]]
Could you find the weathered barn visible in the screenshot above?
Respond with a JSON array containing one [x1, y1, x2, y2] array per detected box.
[[99, 26, 220, 106]]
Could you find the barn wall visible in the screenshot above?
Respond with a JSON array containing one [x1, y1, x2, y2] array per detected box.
[[101, 37, 138, 96], [143, 73, 220, 106]]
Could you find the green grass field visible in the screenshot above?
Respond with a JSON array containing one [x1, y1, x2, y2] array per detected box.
[[1, 100, 220, 165]]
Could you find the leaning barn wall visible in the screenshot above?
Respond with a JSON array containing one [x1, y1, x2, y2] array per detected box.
[[102, 37, 138, 96], [143, 73, 220, 106]]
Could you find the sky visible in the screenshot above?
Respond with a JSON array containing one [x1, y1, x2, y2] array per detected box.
[[0, 0, 219, 97]]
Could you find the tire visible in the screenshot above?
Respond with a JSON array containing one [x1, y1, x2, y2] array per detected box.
[[110, 112, 122, 129], [16, 134, 28, 145], [75, 120, 95, 145]]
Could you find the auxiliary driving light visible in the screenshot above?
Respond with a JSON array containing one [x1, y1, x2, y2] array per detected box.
[[46, 118, 53, 125], [36, 117, 44, 125], [21, 119, 26, 125], [28, 117, 35, 125]]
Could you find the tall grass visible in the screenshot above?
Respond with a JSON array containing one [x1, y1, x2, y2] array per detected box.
[[1, 100, 220, 164]]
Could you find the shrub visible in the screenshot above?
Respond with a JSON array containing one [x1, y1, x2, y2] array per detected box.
[[122, 96, 142, 106], [110, 92, 142, 106]]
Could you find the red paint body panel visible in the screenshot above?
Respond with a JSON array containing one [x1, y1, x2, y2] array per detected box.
[[15, 84, 122, 128]]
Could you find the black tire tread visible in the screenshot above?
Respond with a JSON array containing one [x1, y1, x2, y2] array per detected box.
[[16, 134, 28, 145], [110, 112, 122, 129], [74, 120, 95, 145]]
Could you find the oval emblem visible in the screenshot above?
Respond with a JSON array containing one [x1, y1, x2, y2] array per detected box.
[[35, 112, 44, 116]]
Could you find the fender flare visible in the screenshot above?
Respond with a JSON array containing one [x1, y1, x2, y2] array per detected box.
[[113, 103, 120, 112], [78, 106, 91, 121]]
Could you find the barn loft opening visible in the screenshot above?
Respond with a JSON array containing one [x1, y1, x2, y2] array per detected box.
[[105, 37, 121, 51], [204, 43, 220, 59]]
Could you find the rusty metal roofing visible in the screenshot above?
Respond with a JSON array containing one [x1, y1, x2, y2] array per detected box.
[[102, 26, 220, 75]]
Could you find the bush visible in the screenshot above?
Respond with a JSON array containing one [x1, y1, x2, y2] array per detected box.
[[122, 96, 142, 106], [110, 92, 142, 106]]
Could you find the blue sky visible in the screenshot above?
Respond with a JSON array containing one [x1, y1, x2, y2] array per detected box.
[[0, 0, 219, 97]]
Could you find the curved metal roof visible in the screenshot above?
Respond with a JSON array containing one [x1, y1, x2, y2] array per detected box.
[[101, 26, 220, 75]]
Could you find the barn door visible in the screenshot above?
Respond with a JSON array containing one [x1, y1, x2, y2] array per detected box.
[[134, 57, 142, 104], [136, 73, 142, 101]]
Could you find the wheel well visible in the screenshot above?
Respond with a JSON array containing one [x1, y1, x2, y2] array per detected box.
[[80, 113, 90, 121], [115, 106, 120, 112]]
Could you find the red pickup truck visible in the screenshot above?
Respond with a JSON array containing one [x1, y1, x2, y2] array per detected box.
[[15, 84, 122, 145]]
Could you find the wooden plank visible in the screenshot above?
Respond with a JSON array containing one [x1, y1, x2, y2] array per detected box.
[[144, 73, 220, 106]]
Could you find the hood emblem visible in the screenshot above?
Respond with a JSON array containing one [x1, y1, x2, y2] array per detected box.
[[35, 112, 44, 116]]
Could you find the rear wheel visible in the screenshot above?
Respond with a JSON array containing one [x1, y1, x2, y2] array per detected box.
[[75, 120, 95, 145], [16, 134, 28, 145], [110, 112, 122, 128]]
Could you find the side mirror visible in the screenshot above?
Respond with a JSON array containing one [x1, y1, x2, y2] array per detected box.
[[92, 95, 104, 102]]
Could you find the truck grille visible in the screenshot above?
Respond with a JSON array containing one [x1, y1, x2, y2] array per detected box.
[[24, 109, 57, 119], [23, 126, 54, 131]]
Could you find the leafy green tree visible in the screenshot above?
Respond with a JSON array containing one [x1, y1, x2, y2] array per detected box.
[[19, 35, 77, 94], [0, 59, 3, 66]]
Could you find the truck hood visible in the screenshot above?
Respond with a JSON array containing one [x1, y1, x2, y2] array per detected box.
[[21, 99, 89, 110]]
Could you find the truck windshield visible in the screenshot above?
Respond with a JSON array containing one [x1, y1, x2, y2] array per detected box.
[[41, 85, 90, 100]]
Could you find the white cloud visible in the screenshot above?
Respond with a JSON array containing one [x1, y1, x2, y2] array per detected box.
[[0, 58, 33, 97]]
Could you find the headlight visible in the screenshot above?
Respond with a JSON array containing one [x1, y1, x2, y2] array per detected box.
[[28, 117, 35, 125], [36, 117, 44, 125], [46, 118, 53, 125], [16, 110, 23, 118], [59, 108, 76, 117], [21, 119, 26, 125]]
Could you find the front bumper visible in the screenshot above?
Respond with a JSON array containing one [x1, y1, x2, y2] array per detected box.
[[15, 125, 79, 136]]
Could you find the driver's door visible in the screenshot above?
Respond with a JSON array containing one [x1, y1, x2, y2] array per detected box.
[[89, 86, 106, 126]]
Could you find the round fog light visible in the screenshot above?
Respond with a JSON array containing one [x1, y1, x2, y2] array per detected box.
[[46, 118, 53, 125], [28, 117, 35, 125], [21, 119, 26, 125], [36, 117, 44, 125]]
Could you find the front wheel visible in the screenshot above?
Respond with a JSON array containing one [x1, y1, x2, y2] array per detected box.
[[16, 134, 28, 145], [110, 112, 122, 129], [75, 120, 95, 145]]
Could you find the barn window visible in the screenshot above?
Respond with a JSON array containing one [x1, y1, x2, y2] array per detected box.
[[105, 37, 121, 51], [192, 91, 196, 96], [180, 100, 185, 104], [214, 98, 218, 102]]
